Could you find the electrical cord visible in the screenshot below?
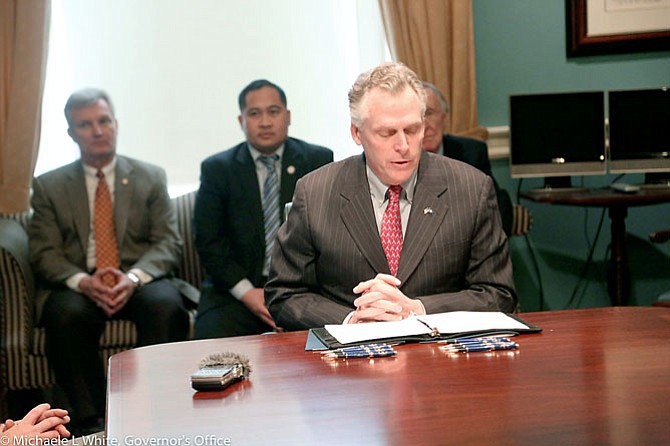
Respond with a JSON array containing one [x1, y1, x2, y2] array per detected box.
[[564, 207, 606, 309], [515, 179, 545, 311]]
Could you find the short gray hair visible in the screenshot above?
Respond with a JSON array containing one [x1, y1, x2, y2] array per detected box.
[[348, 62, 426, 127], [422, 82, 449, 113], [64, 88, 115, 127]]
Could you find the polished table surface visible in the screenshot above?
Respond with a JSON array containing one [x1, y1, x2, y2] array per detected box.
[[107, 307, 670, 445]]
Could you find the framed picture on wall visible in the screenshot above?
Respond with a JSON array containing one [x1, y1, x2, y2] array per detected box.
[[566, 0, 670, 57]]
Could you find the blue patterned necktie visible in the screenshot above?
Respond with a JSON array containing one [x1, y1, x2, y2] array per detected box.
[[259, 154, 281, 273]]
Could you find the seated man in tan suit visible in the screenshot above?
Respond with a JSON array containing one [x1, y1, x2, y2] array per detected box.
[[29, 89, 189, 435]]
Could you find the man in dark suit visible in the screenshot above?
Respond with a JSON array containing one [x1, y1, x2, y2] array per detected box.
[[422, 82, 513, 236], [29, 89, 189, 435], [266, 63, 516, 330], [193, 79, 333, 338]]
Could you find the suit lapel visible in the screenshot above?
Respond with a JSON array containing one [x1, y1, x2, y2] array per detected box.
[[114, 157, 134, 241], [279, 139, 303, 208], [234, 144, 265, 245], [337, 153, 450, 280], [66, 163, 91, 254], [339, 156, 389, 274], [397, 152, 449, 282]]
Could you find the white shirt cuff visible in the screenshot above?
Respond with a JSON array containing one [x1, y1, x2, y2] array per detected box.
[[67, 272, 89, 292], [230, 279, 254, 301], [342, 311, 355, 324], [128, 268, 152, 285]]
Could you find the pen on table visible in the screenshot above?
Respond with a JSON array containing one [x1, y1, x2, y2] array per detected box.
[[324, 350, 397, 359], [320, 342, 399, 352], [323, 344, 396, 353], [440, 339, 518, 348], [323, 349, 397, 358], [321, 343, 397, 358], [442, 344, 518, 353], [437, 335, 515, 344], [339, 343, 393, 350], [441, 341, 518, 353], [441, 339, 517, 347]]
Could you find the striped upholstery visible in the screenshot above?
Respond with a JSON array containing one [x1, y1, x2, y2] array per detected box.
[[511, 204, 533, 237], [173, 191, 204, 290], [0, 191, 202, 391]]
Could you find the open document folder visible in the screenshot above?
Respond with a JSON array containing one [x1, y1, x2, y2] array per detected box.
[[307, 311, 541, 350]]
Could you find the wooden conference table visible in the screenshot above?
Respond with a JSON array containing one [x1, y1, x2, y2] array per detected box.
[[106, 307, 670, 445]]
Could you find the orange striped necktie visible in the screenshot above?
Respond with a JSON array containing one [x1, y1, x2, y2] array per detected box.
[[94, 170, 119, 287]]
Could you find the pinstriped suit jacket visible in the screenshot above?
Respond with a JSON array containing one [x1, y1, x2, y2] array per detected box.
[[266, 150, 517, 331]]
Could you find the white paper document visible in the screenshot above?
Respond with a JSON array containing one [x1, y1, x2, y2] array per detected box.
[[324, 311, 530, 345]]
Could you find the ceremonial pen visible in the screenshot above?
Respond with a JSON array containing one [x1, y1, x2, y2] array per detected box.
[[441, 343, 518, 353], [322, 343, 397, 359], [439, 336, 514, 344], [439, 338, 518, 353]]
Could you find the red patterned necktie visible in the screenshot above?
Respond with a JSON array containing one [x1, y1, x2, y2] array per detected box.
[[380, 185, 403, 276], [95, 170, 119, 287]]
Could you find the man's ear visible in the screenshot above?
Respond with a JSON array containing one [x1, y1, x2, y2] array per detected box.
[[237, 114, 244, 128], [350, 123, 362, 145]]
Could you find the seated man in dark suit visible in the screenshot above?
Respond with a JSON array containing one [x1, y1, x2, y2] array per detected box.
[[29, 88, 190, 435], [194, 79, 333, 339], [422, 82, 513, 236], [266, 63, 516, 330]]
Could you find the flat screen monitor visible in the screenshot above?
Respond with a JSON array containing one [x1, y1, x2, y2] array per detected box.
[[608, 87, 670, 181], [510, 91, 606, 188]]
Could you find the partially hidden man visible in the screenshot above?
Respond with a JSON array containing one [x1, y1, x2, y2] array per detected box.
[[266, 63, 517, 330], [421, 81, 513, 236], [29, 88, 191, 435], [194, 79, 333, 338]]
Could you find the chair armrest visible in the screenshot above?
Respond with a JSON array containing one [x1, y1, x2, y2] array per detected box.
[[0, 218, 35, 321]]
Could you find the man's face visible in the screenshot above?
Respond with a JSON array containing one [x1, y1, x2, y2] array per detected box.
[[238, 86, 291, 153], [351, 86, 424, 186], [422, 88, 449, 153], [67, 99, 118, 166]]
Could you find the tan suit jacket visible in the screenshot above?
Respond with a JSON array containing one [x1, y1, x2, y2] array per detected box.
[[28, 156, 183, 318], [266, 151, 517, 330]]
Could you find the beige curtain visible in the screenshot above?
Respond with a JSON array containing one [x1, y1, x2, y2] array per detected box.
[[378, 0, 486, 140], [0, 0, 51, 214]]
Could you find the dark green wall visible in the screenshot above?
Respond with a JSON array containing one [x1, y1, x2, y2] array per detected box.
[[473, 0, 670, 311]]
